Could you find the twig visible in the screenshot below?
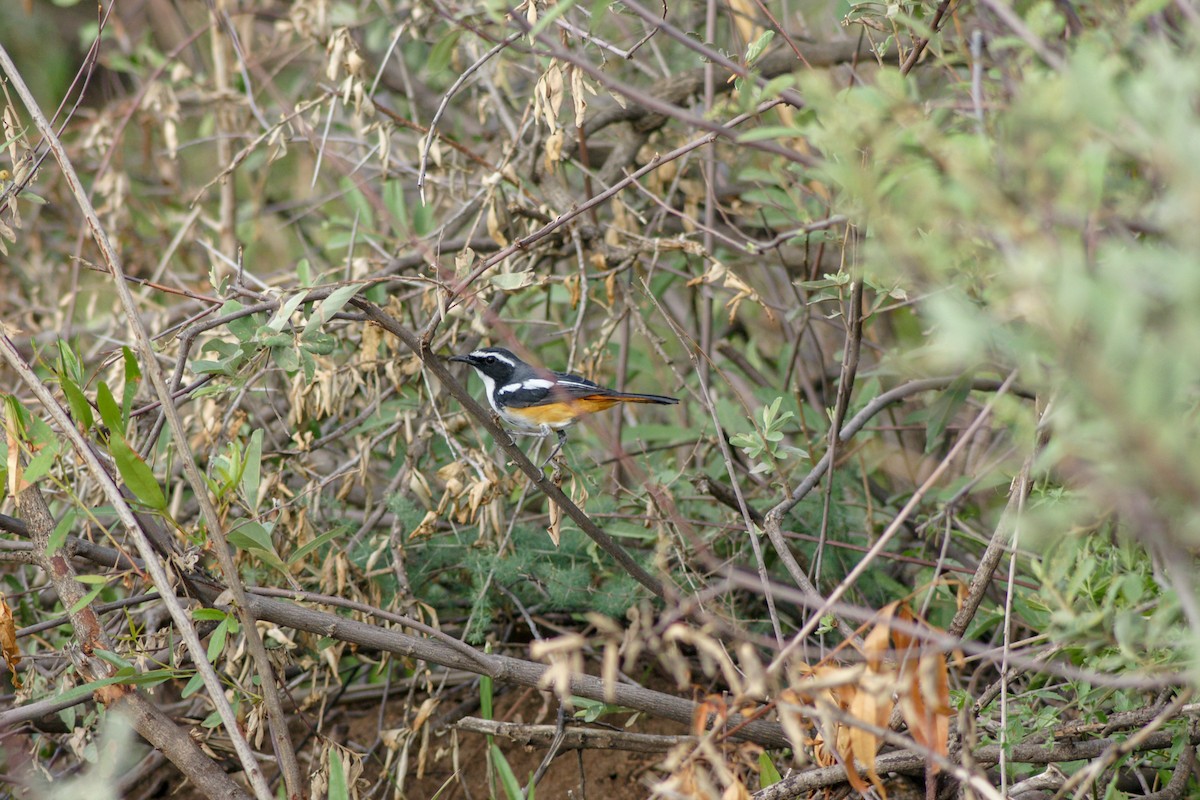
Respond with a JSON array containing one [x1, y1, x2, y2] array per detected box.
[[455, 716, 690, 752], [899, 0, 958, 75]]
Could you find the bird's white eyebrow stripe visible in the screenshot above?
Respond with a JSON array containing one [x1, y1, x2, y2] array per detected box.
[[499, 378, 555, 394], [472, 349, 515, 367]]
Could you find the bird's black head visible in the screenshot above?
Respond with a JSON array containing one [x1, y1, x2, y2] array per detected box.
[[448, 347, 520, 382]]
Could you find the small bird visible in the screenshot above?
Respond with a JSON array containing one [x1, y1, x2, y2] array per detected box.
[[449, 346, 679, 462]]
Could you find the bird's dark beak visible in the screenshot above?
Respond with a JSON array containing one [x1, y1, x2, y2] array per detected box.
[[448, 354, 472, 364]]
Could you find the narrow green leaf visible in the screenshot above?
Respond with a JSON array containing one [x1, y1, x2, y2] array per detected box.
[[207, 618, 229, 662], [242, 429, 263, 513], [56, 340, 84, 385], [489, 270, 537, 291], [45, 668, 180, 708], [68, 580, 107, 615], [181, 671, 206, 698], [327, 749, 349, 800], [287, 526, 346, 565], [227, 519, 275, 552], [60, 374, 94, 433], [121, 346, 141, 423], [96, 381, 123, 435], [745, 30, 774, 65], [383, 181, 407, 234], [22, 438, 59, 484], [923, 374, 974, 453], [490, 744, 523, 800], [265, 291, 309, 333], [93, 648, 133, 670], [426, 29, 463, 74], [193, 608, 228, 622], [109, 434, 168, 511], [227, 520, 290, 575], [737, 125, 803, 143], [303, 283, 363, 339], [47, 508, 75, 557]]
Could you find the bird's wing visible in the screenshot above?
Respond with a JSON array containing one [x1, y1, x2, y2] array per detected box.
[[496, 370, 610, 408]]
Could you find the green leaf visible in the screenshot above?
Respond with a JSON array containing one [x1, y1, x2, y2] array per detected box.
[[922, 374, 974, 453], [93, 648, 133, 670], [227, 519, 275, 552], [121, 347, 141, 422], [45, 668, 180, 708], [22, 437, 59, 484], [488, 270, 538, 291], [193, 607, 228, 623], [265, 291, 309, 334], [303, 283, 363, 339], [227, 311, 259, 343], [426, 29, 463, 74], [490, 743, 524, 800], [181, 671, 206, 698], [227, 520, 290, 574], [47, 508, 75, 557], [60, 372, 94, 433], [288, 525, 347, 565], [327, 749, 349, 800], [68, 577, 108, 614], [96, 381, 123, 436], [57, 341, 94, 432], [737, 125, 803, 143], [1130, 0, 1172, 21], [745, 30, 774, 65], [242, 428, 263, 513], [207, 618, 229, 662], [383, 181, 408, 234], [108, 433, 168, 511], [758, 751, 782, 787], [56, 339, 84, 385]]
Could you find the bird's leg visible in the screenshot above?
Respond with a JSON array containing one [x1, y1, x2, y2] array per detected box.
[[540, 429, 568, 467]]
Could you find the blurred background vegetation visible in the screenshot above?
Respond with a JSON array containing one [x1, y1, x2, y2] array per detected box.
[[2, 0, 1199, 798]]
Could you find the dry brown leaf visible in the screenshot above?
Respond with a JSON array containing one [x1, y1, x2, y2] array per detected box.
[[486, 199, 509, 247], [543, 129, 564, 174], [564, 273, 581, 309], [546, 499, 562, 546], [569, 64, 590, 128], [0, 595, 20, 686], [408, 510, 438, 540], [4, 413, 28, 495], [722, 779, 751, 800], [410, 696, 438, 732], [893, 603, 953, 771]]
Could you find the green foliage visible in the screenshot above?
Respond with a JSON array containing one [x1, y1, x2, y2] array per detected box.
[[378, 496, 648, 644], [1029, 529, 1183, 672], [729, 397, 806, 476]]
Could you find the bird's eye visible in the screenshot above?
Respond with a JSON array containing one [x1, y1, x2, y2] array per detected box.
[[483, 355, 495, 363]]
